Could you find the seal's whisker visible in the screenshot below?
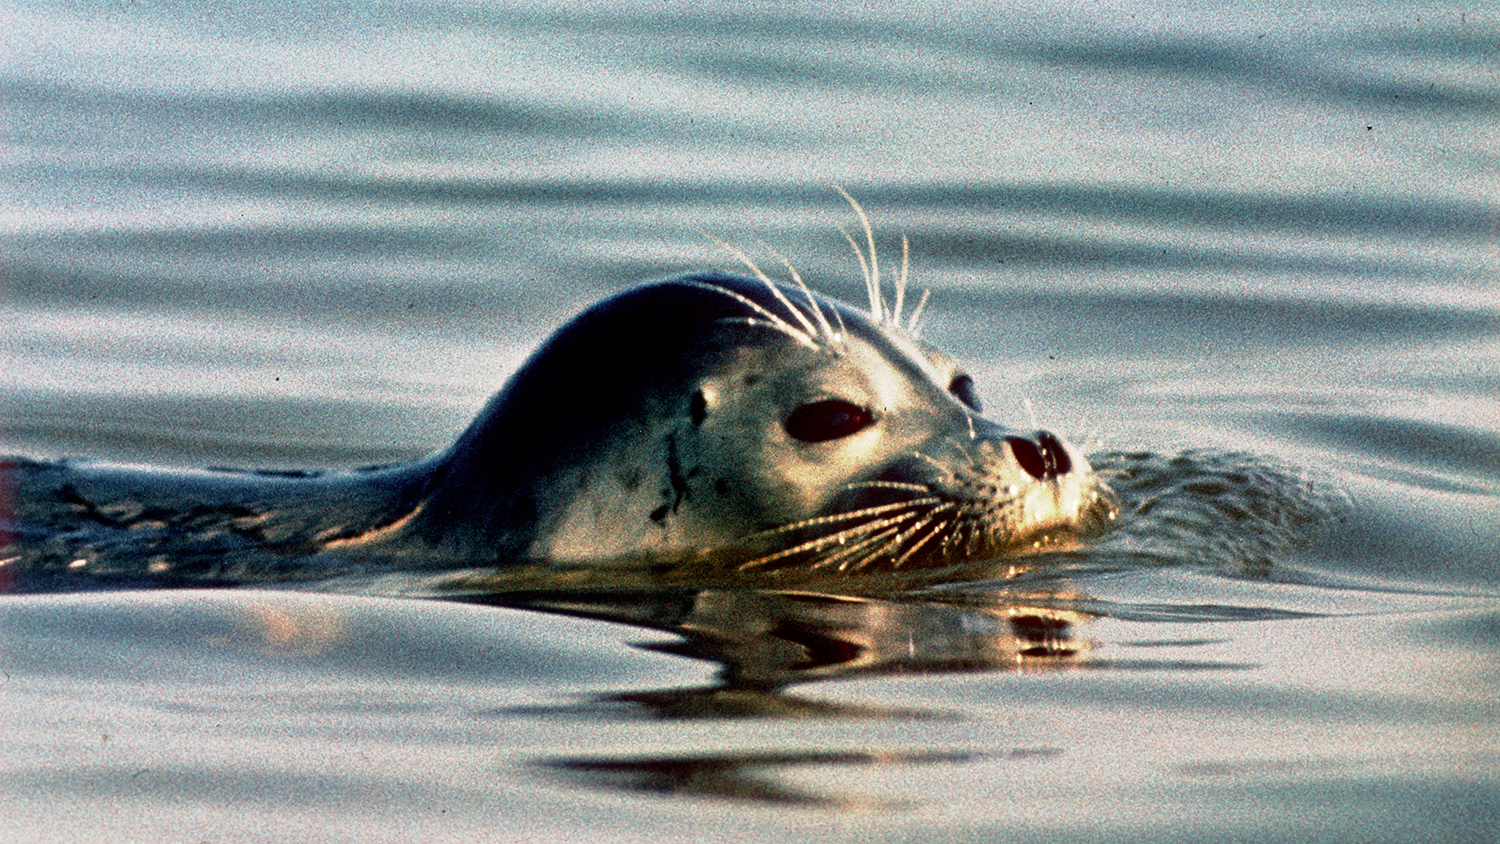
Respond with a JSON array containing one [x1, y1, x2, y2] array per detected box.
[[890, 516, 949, 568], [892, 234, 910, 328], [805, 507, 938, 570], [841, 480, 933, 494], [809, 523, 908, 571], [835, 514, 941, 572], [697, 237, 822, 342], [736, 529, 866, 572], [906, 288, 930, 337], [835, 222, 877, 321], [834, 186, 884, 325], [683, 280, 817, 349], [735, 504, 937, 571], [698, 230, 765, 280], [751, 237, 840, 345], [743, 497, 945, 540], [858, 508, 956, 572], [715, 316, 820, 349], [828, 294, 848, 339], [828, 524, 919, 572], [739, 235, 825, 341], [1022, 396, 1040, 430]]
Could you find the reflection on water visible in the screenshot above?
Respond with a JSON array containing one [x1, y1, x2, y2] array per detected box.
[[495, 586, 1086, 805], [491, 588, 1091, 698], [537, 748, 1018, 809], [481, 581, 1246, 807]]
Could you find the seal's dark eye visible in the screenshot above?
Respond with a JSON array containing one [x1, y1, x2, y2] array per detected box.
[[785, 400, 875, 443], [949, 374, 983, 412]]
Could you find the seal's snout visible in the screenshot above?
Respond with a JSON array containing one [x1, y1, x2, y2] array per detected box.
[[1005, 431, 1074, 480]]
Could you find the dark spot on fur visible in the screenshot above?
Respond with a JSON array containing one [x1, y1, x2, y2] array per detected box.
[[649, 504, 670, 522], [689, 390, 708, 426], [618, 467, 642, 491], [714, 478, 730, 496], [664, 434, 690, 514], [58, 485, 119, 526]]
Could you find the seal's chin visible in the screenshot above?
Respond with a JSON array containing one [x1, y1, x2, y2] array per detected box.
[[729, 430, 1117, 574]]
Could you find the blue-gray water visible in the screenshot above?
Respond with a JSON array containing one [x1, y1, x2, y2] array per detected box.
[[2, 1, 1497, 842]]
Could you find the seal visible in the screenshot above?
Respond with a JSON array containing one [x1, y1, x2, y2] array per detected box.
[[3, 250, 1114, 592]]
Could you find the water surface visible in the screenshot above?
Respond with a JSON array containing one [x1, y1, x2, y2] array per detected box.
[[2, 1, 1497, 842]]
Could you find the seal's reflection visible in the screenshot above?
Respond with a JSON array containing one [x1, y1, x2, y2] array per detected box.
[[475, 586, 1090, 805], [536, 747, 1061, 809], [486, 586, 1092, 710]]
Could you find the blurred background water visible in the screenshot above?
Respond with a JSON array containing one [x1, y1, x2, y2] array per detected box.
[[2, 1, 1497, 842]]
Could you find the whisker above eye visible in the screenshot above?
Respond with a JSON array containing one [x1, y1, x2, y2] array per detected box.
[[840, 480, 933, 494]]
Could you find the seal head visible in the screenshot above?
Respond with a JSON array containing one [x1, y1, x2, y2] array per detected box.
[[411, 272, 1113, 572]]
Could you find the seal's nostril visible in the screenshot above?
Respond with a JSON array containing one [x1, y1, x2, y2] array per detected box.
[[1008, 432, 1073, 480], [1036, 431, 1072, 476], [1006, 436, 1048, 480]]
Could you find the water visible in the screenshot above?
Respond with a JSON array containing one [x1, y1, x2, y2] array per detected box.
[[2, 1, 1497, 841]]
